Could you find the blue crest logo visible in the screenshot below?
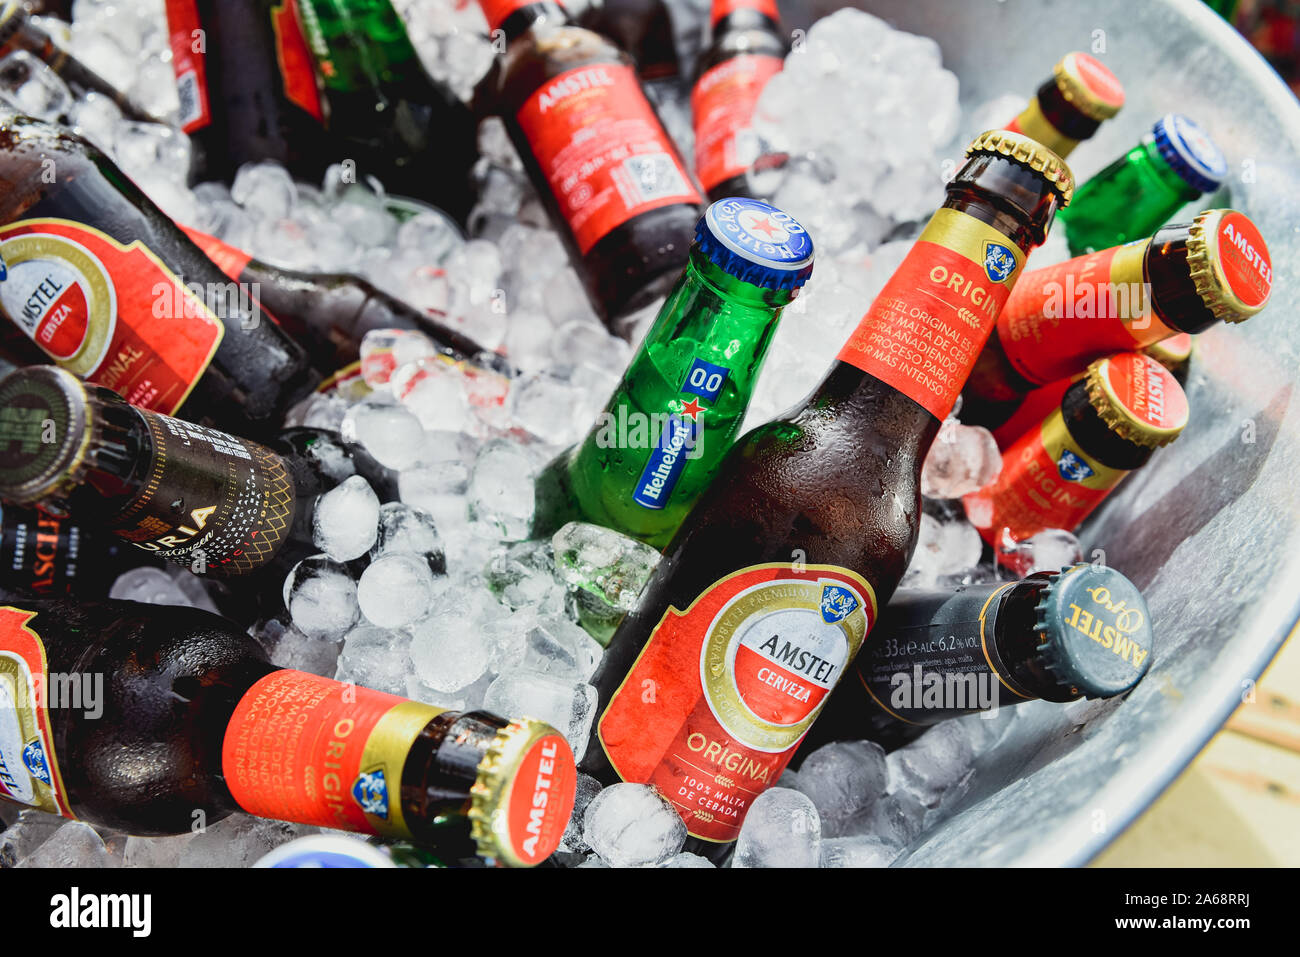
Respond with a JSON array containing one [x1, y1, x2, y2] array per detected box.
[[983, 242, 1017, 283], [22, 739, 50, 785], [0, 250, 7, 282], [1057, 449, 1095, 483], [820, 584, 860, 624], [351, 768, 389, 819]]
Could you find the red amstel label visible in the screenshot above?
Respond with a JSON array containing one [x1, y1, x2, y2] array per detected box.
[[691, 54, 783, 193], [180, 224, 255, 279], [0, 218, 223, 415], [711, 0, 780, 24], [0, 606, 73, 818], [598, 563, 876, 842], [223, 670, 444, 837], [837, 208, 1025, 420], [997, 240, 1169, 385], [165, 0, 211, 133], [273, 1, 325, 123], [963, 408, 1126, 544], [515, 63, 702, 255]]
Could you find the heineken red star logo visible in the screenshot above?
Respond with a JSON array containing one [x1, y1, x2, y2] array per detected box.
[[738, 209, 790, 243], [680, 398, 705, 420]]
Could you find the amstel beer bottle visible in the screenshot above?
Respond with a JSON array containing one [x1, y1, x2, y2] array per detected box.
[[962, 208, 1271, 428], [579, 131, 1072, 855], [1057, 113, 1226, 255], [0, 114, 319, 438], [799, 563, 1154, 752], [0, 366, 396, 611], [578, 0, 680, 91], [295, 0, 480, 226], [0, 598, 576, 866], [478, 0, 703, 325], [163, 0, 332, 184], [1003, 52, 1124, 159], [963, 351, 1189, 549], [691, 0, 786, 202], [533, 197, 813, 548]]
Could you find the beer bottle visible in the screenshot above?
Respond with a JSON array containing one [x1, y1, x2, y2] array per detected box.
[[578, 0, 680, 92], [0, 501, 157, 599], [691, 0, 786, 202], [533, 197, 813, 548], [294, 0, 480, 227], [0, 114, 319, 438], [1057, 113, 1226, 255], [1145, 331, 1193, 384], [1003, 52, 1124, 159], [178, 224, 514, 379], [579, 131, 1072, 853], [0, 598, 576, 866], [961, 208, 1271, 428], [164, 0, 332, 185], [0, 1, 162, 124], [478, 0, 703, 326], [963, 352, 1188, 550], [798, 563, 1153, 753], [0, 366, 397, 615]]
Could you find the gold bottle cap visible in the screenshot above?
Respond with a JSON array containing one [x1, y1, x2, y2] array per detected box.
[[1084, 352, 1189, 449], [1053, 52, 1125, 122], [965, 129, 1074, 207], [0, 365, 97, 507], [1184, 208, 1273, 324], [468, 717, 577, 868], [1143, 333, 1194, 369]]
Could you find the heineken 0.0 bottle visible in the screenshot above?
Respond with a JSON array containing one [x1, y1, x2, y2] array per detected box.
[[533, 197, 814, 549]]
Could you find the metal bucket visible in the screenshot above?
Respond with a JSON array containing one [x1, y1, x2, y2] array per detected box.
[[779, 0, 1300, 865]]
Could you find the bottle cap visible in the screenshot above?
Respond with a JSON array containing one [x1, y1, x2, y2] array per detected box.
[[1143, 332, 1194, 369], [695, 197, 815, 291], [0, 366, 95, 506], [965, 130, 1074, 207], [1184, 208, 1273, 323], [1053, 52, 1125, 121], [1084, 352, 1188, 449], [1152, 114, 1226, 194], [468, 717, 577, 868], [1032, 562, 1154, 698], [253, 834, 398, 868]]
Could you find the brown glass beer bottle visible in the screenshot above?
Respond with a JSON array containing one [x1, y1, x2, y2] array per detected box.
[[579, 131, 1072, 857], [1003, 51, 1124, 159]]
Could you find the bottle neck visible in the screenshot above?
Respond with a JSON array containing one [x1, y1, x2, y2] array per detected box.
[[494, 0, 571, 43], [710, 0, 780, 33], [1145, 221, 1218, 333], [67, 387, 155, 512], [1137, 137, 1203, 204], [1034, 76, 1102, 143], [1059, 378, 1154, 471], [297, 0, 422, 94], [990, 580, 1081, 703]]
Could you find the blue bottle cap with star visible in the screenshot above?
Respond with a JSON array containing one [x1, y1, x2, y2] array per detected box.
[[695, 197, 815, 292]]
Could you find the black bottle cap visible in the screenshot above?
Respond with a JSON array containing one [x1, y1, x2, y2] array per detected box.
[[1032, 562, 1153, 698]]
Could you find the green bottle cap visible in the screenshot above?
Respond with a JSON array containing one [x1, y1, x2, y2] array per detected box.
[[1032, 563, 1154, 698], [0, 365, 95, 506]]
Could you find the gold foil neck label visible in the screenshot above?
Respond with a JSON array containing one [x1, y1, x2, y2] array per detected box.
[[358, 700, 446, 839]]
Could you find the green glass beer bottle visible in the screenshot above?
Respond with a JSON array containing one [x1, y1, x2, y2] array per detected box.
[[295, 0, 480, 225], [1058, 113, 1226, 255], [533, 197, 814, 549]]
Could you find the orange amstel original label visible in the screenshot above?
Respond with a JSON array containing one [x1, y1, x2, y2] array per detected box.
[[691, 54, 783, 193], [964, 409, 1126, 544], [223, 670, 444, 837], [515, 63, 702, 255], [837, 208, 1025, 420], [0, 218, 224, 415], [180, 225, 255, 280], [598, 564, 875, 843], [997, 241, 1171, 385], [0, 606, 73, 819], [164, 0, 211, 133], [273, 1, 325, 123]]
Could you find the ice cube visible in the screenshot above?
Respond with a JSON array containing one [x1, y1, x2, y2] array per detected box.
[[0, 809, 65, 867], [795, 740, 889, 837], [17, 820, 116, 868], [484, 539, 559, 610], [391, 357, 476, 434], [483, 669, 597, 761], [732, 787, 822, 869], [581, 783, 686, 868], [357, 553, 439, 629], [557, 773, 604, 854], [887, 721, 977, 808], [258, 617, 343, 676], [662, 852, 716, 868], [856, 790, 928, 846], [113, 121, 192, 187], [335, 622, 413, 696], [282, 556, 359, 639], [508, 372, 588, 445], [359, 328, 441, 390], [820, 835, 901, 868], [997, 529, 1084, 577], [900, 513, 985, 589], [406, 587, 498, 693], [109, 567, 196, 607], [921, 419, 1002, 499], [371, 501, 446, 575], [551, 522, 660, 612], [467, 440, 537, 541], [519, 615, 604, 681], [312, 475, 381, 561], [343, 401, 428, 472], [231, 161, 297, 220], [0, 50, 72, 122]]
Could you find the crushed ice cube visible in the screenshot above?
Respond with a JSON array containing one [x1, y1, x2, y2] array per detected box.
[[356, 553, 439, 629], [887, 722, 978, 808], [997, 529, 1084, 577], [371, 501, 446, 575], [551, 522, 660, 612], [467, 440, 537, 541], [922, 419, 1002, 498], [732, 787, 822, 869], [312, 475, 381, 561], [335, 622, 413, 696], [795, 740, 889, 837], [483, 669, 597, 761], [283, 556, 359, 639], [900, 513, 985, 589], [820, 835, 901, 868], [581, 783, 686, 868]]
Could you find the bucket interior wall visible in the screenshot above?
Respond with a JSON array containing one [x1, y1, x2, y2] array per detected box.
[[781, 0, 1300, 865]]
